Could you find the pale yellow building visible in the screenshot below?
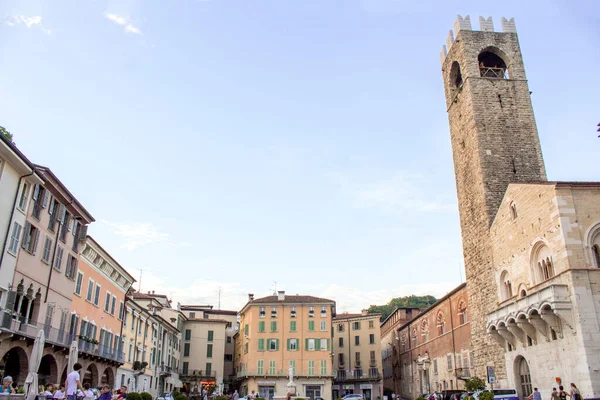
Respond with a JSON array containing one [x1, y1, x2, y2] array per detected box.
[[235, 292, 336, 400], [178, 305, 238, 393], [332, 311, 383, 400]]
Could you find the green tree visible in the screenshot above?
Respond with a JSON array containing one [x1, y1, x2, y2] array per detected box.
[[368, 295, 438, 321], [0, 126, 13, 142], [464, 377, 486, 392]]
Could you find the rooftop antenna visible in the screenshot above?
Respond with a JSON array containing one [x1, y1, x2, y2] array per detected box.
[[218, 287, 222, 310], [138, 269, 143, 292], [272, 281, 277, 295]]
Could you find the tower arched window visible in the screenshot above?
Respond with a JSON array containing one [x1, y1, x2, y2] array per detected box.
[[478, 48, 509, 79], [436, 311, 446, 335], [450, 61, 463, 88], [457, 299, 467, 325]]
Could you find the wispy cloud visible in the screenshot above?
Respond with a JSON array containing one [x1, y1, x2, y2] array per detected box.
[[104, 13, 142, 35], [101, 219, 169, 250], [5, 16, 51, 34], [329, 171, 455, 214]]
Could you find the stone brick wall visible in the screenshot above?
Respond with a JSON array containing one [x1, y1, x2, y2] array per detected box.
[[441, 21, 546, 383]]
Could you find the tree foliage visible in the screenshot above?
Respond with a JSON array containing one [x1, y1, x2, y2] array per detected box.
[[0, 126, 13, 142], [464, 377, 486, 392], [480, 392, 494, 400], [367, 295, 437, 321]]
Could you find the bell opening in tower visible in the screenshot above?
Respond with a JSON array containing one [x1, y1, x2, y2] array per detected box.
[[478, 48, 509, 79]]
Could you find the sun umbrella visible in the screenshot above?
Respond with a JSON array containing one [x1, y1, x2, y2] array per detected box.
[[68, 340, 79, 373], [25, 329, 45, 400]]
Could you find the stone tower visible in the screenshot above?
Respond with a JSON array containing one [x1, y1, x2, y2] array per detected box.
[[440, 16, 547, 380]]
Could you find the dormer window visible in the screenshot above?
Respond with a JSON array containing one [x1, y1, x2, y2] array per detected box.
[[308, 306, 314, 318], [259, 307, 266, 318]]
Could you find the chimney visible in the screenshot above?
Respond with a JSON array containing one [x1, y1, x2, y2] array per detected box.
[[277, 291, 285, 301], [361, 309, 368, 316], [248, 293, 254, 301]]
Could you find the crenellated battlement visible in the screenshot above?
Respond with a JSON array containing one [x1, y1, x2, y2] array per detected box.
[[440, 15, 517, 65]]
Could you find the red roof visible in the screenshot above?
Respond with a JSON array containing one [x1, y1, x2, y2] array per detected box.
[[251, 295, 334, 304]]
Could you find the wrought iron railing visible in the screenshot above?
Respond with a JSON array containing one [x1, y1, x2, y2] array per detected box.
[[479, 67, 507, 79], [0, 311, 124, 362]]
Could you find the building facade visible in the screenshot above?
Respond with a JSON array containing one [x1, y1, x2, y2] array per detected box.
[[332, 311, 383, 400], [235, 292, 336, 400], [380, 308, 422, 395], [119, 296, 160, 395], [73, 236, 136, 388], [441, 15, 600, 399], [396, 284, 470, 399], [0, 163, 94, 388], [0, 134, 43, 303], [130, 292, 184, 395], [179, 305, 237, 394]]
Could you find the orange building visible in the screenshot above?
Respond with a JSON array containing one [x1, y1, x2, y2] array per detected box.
[[70, 236, 136, 388]]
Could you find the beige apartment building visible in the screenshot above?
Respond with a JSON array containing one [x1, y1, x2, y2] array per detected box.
[[119, 295, 161, 396], [332, 311, 383, 400], [235, 292, 336, 400], [131, 292, 184, 395], [178, 305, 238, 394]]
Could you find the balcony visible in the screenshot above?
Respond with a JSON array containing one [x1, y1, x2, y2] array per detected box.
[[159, 365, 173, 376], [455, 368, 470, 379], [487, 284, 575, 348], [334, 369, 381, 383], [0, 311, 124, 363], [180, 370, 217, 381]]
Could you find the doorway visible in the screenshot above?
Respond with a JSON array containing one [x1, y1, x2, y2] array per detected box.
[[517, 357, 532, 400], [305, 385, 322, 400], [259, 386, 275, 400], [363, 389, 372, 400]]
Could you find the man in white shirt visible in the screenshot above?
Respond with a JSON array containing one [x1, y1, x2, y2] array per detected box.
[[66, 363, 85, 400]]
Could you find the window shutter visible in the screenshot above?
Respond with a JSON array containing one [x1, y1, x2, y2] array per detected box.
[[326, 338, 330, 350], [22, 222, 31, 249], [305, 338, 309, 350], [49, 199, 55, 215], [315, 339, 321, 350], [32, 228, 40, 255], [287, 339, 290, 350], [275, 339, 279, 351], [42, 191, 49, 208], [32, 184, 40, 201]]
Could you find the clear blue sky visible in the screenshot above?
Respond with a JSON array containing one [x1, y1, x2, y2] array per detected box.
[[1, 0, 598, 312]]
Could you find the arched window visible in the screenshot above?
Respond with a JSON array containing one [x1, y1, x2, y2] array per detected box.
[[593, 245, 600, 268], [436, 311, 446, 335], [531, 243, 555, 283], [478, 48, 509, 79], [510, 202, 518, 219], [421, 319, 429, 342], [500, 270, 513, 301], [450, 61, 463, 88], [457, 299, 467, 325]]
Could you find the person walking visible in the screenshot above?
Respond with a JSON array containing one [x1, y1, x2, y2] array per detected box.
[[558, 386, 568, 400], [233, 391, 239, 400], [66, 363, 85, 400], [528, 388, 542, 400], [570, 384, 581, 400], [551, 388, 560, 400]]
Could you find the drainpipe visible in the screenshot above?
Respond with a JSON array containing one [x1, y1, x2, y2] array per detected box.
[[448, 296, 458, 389], [0, 172, 34, 271]]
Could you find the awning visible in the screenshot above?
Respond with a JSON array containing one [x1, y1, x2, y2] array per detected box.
[[166, 377, 184, 388]]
